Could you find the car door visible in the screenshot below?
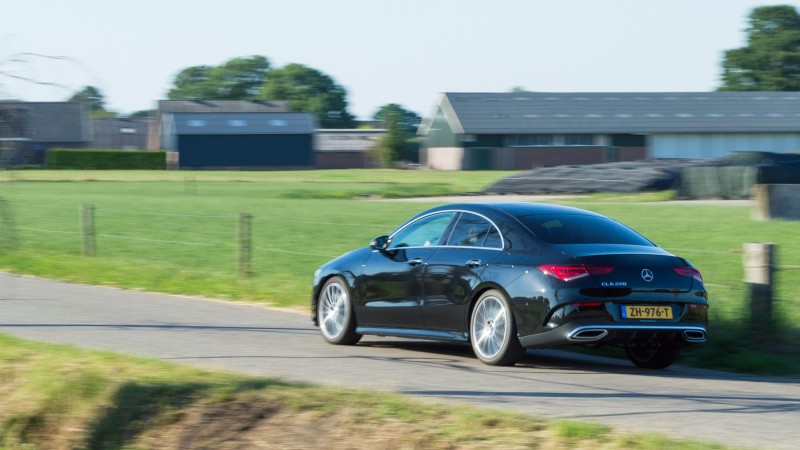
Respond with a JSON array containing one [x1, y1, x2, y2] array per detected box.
[[421, 212, 504, 333], [356, 212, 456, 329]]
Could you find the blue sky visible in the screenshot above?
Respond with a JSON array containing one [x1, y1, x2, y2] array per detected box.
[[2, 0, 797, 119]]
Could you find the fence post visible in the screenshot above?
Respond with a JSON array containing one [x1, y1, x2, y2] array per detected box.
[[238, 213, 252, 277], [0, 197, 18, 250], [81, 204, 96, 256], [743, 242, 775, 334]]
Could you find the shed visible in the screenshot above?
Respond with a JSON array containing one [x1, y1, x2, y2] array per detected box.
[[0, 101, 91, 165], [162, 111, 316, 169], [152, 100, 291, 150], [419, 92, 800, 170]]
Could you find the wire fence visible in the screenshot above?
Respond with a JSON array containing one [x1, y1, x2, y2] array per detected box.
[[3, 202, 799, 304], [2, 201, 402, 280]]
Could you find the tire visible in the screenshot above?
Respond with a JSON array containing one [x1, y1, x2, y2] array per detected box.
[[625, 344, 681, 369], [317, 277, 362, 345], [470, 290, 525, 366]]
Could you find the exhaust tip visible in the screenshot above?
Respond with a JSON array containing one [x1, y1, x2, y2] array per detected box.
[[570, 328, 609, 341], [682, 330, 707, 343]]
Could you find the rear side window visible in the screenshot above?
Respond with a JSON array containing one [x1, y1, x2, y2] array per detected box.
[[519, 214, 654, 246], [446, 213, 503, 249]]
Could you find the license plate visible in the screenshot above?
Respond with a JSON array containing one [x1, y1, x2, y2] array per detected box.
[[622, 305, 673, 319]]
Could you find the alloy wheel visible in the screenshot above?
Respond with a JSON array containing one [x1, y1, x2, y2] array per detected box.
[[319, 281, 349, 341], [472, 295, 508, 360]]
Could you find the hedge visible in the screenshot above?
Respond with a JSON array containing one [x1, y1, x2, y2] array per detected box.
[[45, 149, 167, 170]]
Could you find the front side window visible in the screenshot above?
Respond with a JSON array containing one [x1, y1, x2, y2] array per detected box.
[[390, 213, 455, 248], [445, 213, 503, 249]]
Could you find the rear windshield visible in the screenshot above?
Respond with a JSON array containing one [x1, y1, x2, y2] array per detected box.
[[518, 214, 655, 246]]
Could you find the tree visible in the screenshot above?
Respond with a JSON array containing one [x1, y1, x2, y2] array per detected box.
[[719, 5, 800, 91], [68, 86, 105, 111], [167, 55, 271, 100], [373, 103, 421, 137], [129, 110, 154, 118], [375, 110, 421, 165], [373, 104, 421, 164], [378, 111, 407, 164], [259, 63, 355, 128], [68, 85, 116, 118], [167, 65, 214, 99]]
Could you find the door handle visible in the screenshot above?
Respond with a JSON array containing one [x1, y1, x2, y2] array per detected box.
[[465, 259, 482, 268], [408, 258, 423, 267]]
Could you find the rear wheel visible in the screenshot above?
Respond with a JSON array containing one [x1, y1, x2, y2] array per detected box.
[[470, 290, 525, 366], [317, 277, 361, 345], [625, 344, 681, 369]]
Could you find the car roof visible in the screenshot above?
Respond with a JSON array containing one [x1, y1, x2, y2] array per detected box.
[[424, 202, 603, 219]]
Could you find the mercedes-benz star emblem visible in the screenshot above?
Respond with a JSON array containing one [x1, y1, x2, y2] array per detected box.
[[641, 269, 654, 282]]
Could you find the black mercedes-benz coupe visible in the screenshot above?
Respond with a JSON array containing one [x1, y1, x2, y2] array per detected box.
[[311, 203, 708, 369]]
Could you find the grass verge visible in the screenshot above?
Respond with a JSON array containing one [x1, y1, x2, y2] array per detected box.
[[0, 334, 729, 449]]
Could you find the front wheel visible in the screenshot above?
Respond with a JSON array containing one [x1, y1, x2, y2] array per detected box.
[[625, 344, 681, 369], [470, 290, 525, 366], [317, 277, 361, 345]]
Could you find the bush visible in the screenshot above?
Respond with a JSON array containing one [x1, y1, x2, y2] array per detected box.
[[45, 149, 166, 170]]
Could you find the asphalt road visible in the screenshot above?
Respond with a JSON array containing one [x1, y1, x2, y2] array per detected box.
[[1, 272, 798, 449]]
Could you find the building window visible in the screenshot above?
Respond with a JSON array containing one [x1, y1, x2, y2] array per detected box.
[[506, 134, 594, 147]]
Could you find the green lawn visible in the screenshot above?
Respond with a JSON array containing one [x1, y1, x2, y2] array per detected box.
[[0, 169, 798, 375], [0, 170, 512, 304]]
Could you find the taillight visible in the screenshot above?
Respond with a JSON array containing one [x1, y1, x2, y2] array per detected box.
[[538, 264, 614, 282], [576, 302, 603, 308], [674, 267, 703, 283]]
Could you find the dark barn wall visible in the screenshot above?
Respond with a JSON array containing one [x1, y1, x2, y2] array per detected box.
[[491, 146, 605, 169], [316, 152, 368, 169], [177, 134, 313, 168]]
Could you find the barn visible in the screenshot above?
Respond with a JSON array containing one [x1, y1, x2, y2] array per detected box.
[[157, 100, 316, 169], [419, 92, 800, 170], [0, 101, 92, 165]]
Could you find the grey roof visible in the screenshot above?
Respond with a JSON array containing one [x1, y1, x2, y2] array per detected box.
[[159, 100, 290, 113], [171, 112, 316, 135], [0, 101, 91, 142], [424, 92, 800, 135]]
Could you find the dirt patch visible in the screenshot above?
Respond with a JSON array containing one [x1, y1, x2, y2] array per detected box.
[[136, 394, 452, 450]]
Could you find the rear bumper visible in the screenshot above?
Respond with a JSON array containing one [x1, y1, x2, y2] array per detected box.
[[518, 321, 707, 348]]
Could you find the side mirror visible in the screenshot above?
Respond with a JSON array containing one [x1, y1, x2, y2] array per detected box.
[[370, 235, 390, 251]]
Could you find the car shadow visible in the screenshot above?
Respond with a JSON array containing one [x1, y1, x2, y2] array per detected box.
[[358, 337, 800, 384]]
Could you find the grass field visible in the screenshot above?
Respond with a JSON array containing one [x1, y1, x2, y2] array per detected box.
[[0, 334, 729, 449], [0, 169, 798, 375]]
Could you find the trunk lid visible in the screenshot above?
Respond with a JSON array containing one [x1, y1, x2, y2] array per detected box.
[[558, 244, 695, 292]]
